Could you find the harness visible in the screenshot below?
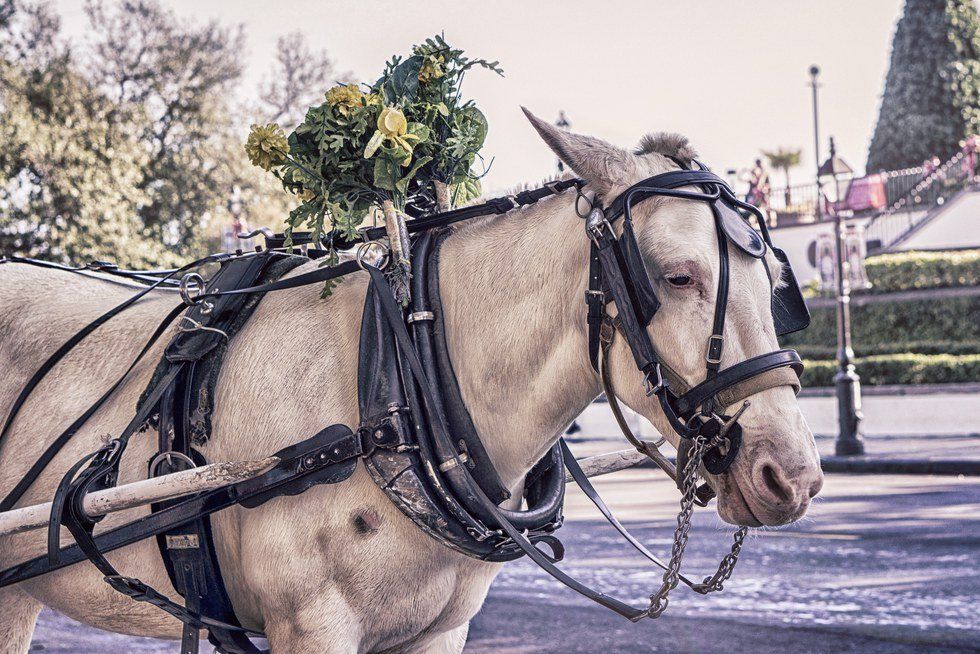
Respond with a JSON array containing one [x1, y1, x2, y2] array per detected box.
[[0, 161, 810, 651]]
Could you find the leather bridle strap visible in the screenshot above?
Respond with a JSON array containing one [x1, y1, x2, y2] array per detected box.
[[674, 350, 803, 416], [597, 319, 716, 506]]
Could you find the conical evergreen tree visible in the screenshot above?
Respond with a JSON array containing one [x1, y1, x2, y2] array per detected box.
[[867, 0, 980, 172]]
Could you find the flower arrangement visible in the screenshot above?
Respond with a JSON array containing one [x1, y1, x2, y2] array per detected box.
[[246, 34, 502, 296]]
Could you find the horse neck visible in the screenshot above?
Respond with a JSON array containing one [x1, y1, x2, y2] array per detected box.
[[437, 191, 600, 489]]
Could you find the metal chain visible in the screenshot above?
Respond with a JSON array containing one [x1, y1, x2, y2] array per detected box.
[[643, 435, 750, 619]]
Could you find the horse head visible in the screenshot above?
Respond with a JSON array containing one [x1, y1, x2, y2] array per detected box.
[[524, 109, 823, 527]]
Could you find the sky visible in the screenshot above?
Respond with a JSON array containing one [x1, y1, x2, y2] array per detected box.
[[52, 0, 910, 192]]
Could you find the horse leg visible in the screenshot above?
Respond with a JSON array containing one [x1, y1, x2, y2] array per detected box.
[[412, 623, 469, 654], [0, 587, 42, 654]]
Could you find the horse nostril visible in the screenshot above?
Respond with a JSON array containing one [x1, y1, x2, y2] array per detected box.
[[760, 463, 794, 504], [808, 474, 824, 499]]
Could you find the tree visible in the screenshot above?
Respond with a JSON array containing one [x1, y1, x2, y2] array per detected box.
[[762, 147, 802, 206], [867, 0, 980, 172], [0, 2, 174, 266], [258, 32, 346, 130], [1, 0, 343, 266], [84, 0, 247, 256]]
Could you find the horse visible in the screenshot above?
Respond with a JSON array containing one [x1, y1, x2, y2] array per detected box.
[[0, 110, 823, 653]]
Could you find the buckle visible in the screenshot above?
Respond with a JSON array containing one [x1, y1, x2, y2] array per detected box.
[[585, 207, 613, 244], [489, 196, 516, 213], [643, 364, 667, 397], [705, 334, 724, 365]]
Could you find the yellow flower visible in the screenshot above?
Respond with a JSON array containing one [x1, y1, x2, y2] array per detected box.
[[364, 93, 383, 106], [245, 123, 288, 171], [418, 55, 445, 83], [364, 106, 424, 165], [325, 83, 365, 116]]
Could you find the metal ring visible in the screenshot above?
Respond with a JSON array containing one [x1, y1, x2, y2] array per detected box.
[[148, 451, 196, 477], [178, 273, 205, 306], [355, 241, 390, 271]]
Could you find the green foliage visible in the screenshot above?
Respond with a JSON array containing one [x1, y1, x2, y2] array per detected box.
[[867, 0, 980, 171], [762, 147, 802, 187], [802, 354, 980, 386], [862, 249, 980, 293], [1, 0, 329, 268], [782, 295, 980, 351], [793, 340, 980, 359], [256, 34, 503, 248]]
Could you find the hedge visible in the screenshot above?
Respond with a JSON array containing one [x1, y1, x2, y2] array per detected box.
[[802, 354, 980, 387], [781, 295, 980, 351], [862, 249, 980, 294], [793, 340, 980, 359]]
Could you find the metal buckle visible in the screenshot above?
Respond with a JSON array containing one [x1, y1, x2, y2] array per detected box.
[[407, 311, 435, 323], [705, 334, 724, 365], [585, 207, 614, 244], [643, 364, 667, 397]]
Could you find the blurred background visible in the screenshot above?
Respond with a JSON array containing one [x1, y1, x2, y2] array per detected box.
[[3, 0, 979, 652]]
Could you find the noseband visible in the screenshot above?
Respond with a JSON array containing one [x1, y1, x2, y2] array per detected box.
[[582, 160, 807, 475]]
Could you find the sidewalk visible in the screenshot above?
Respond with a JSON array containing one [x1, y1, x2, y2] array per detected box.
[[570, 390, 980, 473]]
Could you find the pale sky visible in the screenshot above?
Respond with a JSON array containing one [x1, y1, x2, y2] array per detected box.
[[52, 0, 913, 191]]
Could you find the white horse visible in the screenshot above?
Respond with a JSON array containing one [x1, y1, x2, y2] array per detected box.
[[0, 110, 823, 653]]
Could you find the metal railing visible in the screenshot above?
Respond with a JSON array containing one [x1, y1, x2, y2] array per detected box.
[[863, 149, 978, 252]]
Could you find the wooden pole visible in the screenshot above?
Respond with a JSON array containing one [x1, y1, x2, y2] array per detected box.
[[0, 457, 278, 537], [565, 448, 651, 482]]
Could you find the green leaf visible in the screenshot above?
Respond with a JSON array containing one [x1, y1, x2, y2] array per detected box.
[[384, 55, 423, 104], [461, 106, 488, 148], [396, 155, 433, 194], [373, 156, 400, 191]]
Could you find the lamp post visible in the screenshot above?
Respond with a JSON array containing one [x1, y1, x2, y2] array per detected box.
[[809, 65, 822, 221], [818, 137, 865, 455]]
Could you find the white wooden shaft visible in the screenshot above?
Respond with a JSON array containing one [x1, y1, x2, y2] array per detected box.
[[0, 457, 278, 537], [566, 448, 650, 482]]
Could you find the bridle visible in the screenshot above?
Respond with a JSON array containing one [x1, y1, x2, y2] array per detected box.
[[581, 160, 807, 481]]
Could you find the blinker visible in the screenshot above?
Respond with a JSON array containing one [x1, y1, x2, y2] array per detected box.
[[714, 200, 766, 259]]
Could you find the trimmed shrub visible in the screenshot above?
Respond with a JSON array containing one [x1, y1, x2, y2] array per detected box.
[[781, 295, 980, 351], [802, 354, 980, 387], [792, 340, 980, 359], [863, 249, 980, 293]]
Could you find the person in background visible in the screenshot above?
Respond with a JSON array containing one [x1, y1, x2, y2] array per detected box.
[[746, 158, 771, 210]]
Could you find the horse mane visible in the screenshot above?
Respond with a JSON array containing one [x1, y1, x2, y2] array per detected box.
[[633, 132, 698, 165]]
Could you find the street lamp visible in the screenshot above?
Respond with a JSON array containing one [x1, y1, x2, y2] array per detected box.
[[818, 137, 865, 455], [809, 65, 822, 221]]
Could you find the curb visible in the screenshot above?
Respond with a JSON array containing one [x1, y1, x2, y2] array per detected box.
[[637, 457, 980, 476], [819, 456, 980, 475]]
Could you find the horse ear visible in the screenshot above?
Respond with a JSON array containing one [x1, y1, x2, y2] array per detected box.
[[521, 106, 637, 196]]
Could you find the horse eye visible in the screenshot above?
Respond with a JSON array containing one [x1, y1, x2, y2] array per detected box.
[[666, 274, 692, 287]]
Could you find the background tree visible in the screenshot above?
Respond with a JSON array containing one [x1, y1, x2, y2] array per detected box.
[[762, 147, 802, 206], [258, 32, 346, 129], [867, 0, 980, 172], [0, 0, 342, 266]]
